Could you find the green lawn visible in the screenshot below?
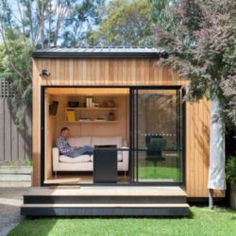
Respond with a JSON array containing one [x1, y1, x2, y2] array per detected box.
[[9, 207, 236, 236], [138, 166, 181, 181]]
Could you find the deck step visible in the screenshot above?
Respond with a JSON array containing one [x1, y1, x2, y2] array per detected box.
[[21, 203, 189, 216], [21, 186, 189, 216], [23, 186, 187, 196], [24, 195, 186, 204]]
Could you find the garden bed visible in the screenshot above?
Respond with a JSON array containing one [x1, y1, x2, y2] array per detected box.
[[0, 165, 32, 187]]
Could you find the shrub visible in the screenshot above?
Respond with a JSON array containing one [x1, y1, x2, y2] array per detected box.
[[226, 156, 236, 185]]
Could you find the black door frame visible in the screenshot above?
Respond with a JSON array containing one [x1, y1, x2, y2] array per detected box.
[[129, 87, 185, 186], [40, 85, 186, 187]]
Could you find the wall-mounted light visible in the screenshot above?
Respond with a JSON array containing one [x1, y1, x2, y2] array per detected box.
[[39, 69, 51, 78], [160, 51, 169, 59]]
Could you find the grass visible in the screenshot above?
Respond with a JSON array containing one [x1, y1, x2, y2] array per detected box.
[[9, 207, 236, 236], [138, 166, 181, 181], [0, 159, 32, 166]]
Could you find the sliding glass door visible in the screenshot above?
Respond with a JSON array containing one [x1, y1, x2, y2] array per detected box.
[[130, 88, 185, 184]]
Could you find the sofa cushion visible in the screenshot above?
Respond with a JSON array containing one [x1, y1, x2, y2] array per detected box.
[[91, 136, 122, 147], [59, 155, 91, 163], [68, 137, 91, 147], [117, 153, 123, 161]]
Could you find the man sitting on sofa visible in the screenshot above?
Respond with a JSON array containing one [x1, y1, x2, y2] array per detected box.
[[56, 127, 94, 158]]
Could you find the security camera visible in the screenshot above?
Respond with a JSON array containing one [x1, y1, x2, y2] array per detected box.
[[39, 69, 50, 78]]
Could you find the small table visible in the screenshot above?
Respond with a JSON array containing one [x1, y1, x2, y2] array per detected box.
[[93, 147, 117, 183]]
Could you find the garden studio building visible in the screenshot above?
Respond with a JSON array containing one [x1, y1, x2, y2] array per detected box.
[[21, 47, 224, 217]]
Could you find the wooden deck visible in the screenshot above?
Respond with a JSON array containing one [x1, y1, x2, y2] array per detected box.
[[21, 186, 189, 216], [44, 174, 130, 184]]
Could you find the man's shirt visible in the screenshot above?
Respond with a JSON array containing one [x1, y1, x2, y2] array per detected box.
[[56, 136, 73, 154]]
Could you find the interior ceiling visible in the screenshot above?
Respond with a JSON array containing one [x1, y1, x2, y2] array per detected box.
[[45, 88, 177, 96], [45, 88, 129, 95]]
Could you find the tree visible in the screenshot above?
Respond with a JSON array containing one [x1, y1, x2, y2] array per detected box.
[[0, 30, 32, 122], [0, 0, 32, 123], [155, 0, 236, 124], [155, 0, 236, 207], [0, 0, 106, 123], [87, 0, 153, 47], [148, 0, 176, 29], [62, 0, 105, 47], [6, 0, 105, 48]]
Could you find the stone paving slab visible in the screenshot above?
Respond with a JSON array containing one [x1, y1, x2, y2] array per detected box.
[[0, 188, 28, 236]]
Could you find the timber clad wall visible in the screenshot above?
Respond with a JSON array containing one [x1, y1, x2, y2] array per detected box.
[[33, 58, 220, 198], [34, 59, 187, 86], [186, 99, 210, 197]]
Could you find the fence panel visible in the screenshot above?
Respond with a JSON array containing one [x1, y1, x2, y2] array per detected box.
[[0, 99, 4, 161], [0, 79, 32, 163]]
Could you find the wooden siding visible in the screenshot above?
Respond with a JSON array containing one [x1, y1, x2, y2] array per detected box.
[[44, 93, 56, 181], [34, 58, 188, 86], [186, 99, 210, 197], [32, 58, 222, 198], [185, 99, 224, 197]]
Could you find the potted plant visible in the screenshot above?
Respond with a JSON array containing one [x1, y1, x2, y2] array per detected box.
[[226, 156, 236, 210]]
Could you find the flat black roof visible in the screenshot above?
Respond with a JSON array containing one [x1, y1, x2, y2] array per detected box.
[[32, 47, 168, 59]]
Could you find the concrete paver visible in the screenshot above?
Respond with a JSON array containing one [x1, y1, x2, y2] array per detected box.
[[0, 188, 28, 236]]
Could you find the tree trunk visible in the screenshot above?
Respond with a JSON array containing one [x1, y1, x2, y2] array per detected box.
[[38, 1, 45, 48], [54, 5, 68, 47], [230, 183, 236, 210], [17, 2, 26, 37], [28, 2, 35, 48], [54, 7, 63, 47], [54, 14, 60, 47], [48, 0, 52, 48]]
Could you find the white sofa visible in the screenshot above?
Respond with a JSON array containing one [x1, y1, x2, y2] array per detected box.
[[52, 136, 129, 174]]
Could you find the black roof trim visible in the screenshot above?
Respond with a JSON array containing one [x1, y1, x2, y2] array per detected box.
[[32, 52, 160, 59], [32, 48, 167, 59]]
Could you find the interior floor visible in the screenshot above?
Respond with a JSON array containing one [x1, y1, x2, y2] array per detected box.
[[44, 172, 130, 185]]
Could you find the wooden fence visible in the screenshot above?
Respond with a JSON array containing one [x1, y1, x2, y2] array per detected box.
[[0, 79, 32, 163]]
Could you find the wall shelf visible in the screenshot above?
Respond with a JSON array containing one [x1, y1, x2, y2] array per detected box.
[[65, 120, 119, 124], [65, 107, 118, 111], [65, 105, 118, 123]]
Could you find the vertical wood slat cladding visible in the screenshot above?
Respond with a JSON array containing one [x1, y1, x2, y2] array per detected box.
[[186, 99, 211, 197], [33, 58, 216, 197], [35, 58, 187, 86], [32, 59, 40, 186], [44, 93, 56, 181]]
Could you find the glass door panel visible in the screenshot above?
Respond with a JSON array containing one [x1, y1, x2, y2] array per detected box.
[[131, 88, 184, 183]]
